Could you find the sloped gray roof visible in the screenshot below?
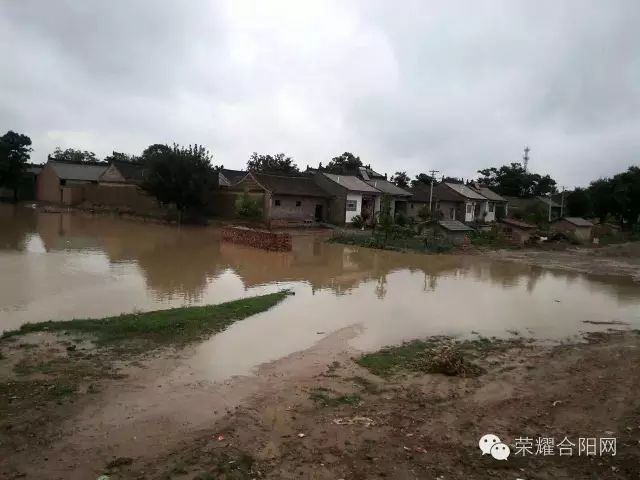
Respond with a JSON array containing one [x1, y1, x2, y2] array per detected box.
[[438, 220, 474, 232], [254, 173, 329, 197], [50, 161, 107, 181], [365, 179, 411, 196], [322, 173, 380, 193], [536, 196, 561, 208], [444, 182, 486, 200], [560, 217, 594, 227], [472, 186, 506, 202]]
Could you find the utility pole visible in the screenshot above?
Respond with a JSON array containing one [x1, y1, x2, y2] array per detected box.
[[560, 186, 566, 218], [428, 169, 440, 214], [523, 145, 530, 172]]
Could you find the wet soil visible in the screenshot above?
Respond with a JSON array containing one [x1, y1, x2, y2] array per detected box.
[[1, 329, 638, 479], [485, 242, 640, 282]]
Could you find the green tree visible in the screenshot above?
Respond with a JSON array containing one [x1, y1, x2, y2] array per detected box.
[[587, 177, 615, 223], [565, 188, 591, 217], [411, 173, 435, 188], [104, 151, 141, 164], [324, 152, 362, 174], [247, 152, 298, 174], [141, 143, 216, 221], [477, 163, 557, 196], [0, 131, 33, 202], [390, 171, 410, 189], [48, 147, 99, 163], [611, 166, 640, 229], [236, 191, 261, 218], [375, 194, 394, 246]]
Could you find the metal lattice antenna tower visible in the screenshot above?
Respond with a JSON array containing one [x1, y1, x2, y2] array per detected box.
[[523, 145, 530, 172]]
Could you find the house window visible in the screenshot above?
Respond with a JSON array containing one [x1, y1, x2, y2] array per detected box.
[[274, 199, 280, 206], [410, 203, 414, 209], [466, 204, 473, 214], [346, 200, 357, 211], [296, 200, 301, 207], [489, 202, 495, 212]]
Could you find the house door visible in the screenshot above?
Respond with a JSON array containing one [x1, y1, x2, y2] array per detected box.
[[314, 204, 323, 221]]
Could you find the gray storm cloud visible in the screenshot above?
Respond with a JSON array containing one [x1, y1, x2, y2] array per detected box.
[[1, 0, 638, 186]]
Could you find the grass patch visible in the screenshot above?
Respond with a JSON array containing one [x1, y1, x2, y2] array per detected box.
[[357, 336, 520, 377], [309, 388, 362, 407], [1, 291, 291, 350]]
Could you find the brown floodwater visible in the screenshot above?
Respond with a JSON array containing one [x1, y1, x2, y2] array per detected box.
[[2, 204, 640, 379]]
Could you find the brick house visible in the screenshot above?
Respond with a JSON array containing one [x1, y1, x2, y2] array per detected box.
[[551, 217, 594, 242], [233, 172, 330, 227], [36, 160, 107, 205], [498, 218, 537, 244], [313, 172, 381, 225]]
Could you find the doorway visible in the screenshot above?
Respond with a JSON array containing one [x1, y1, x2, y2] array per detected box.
[[314, 204, 323, 222]]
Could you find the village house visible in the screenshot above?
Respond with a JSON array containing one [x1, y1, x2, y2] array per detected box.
[[429, 182, 487, 223], [99, 160, 145, 186], [406, 185, 432, 220], [551, 217, 594, 243], [232, 172, 330, 227], [36, 160, 108, 205], [470, 184, 507, 222], [313, 172, 381, 225], [503, 195, 562, 222], [498, 217, 537, 245], [435, 220, 474, 245], [214, 168, 247, 187]]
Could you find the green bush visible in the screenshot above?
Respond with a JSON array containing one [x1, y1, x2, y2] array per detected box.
[[395, 212, 408, 226], [236, 192, 261, 218]]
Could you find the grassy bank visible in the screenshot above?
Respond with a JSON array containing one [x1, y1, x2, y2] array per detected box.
[[328, 230, 453, 254], [357, 336, 527, 377], [2, 290, 291, 349]]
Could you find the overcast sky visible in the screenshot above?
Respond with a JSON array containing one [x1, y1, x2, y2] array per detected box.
[[1, 1, 638, 187]]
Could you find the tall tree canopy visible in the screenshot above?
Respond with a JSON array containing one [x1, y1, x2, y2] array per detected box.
[[477, 163, 557, 196], [324, 152, 362, 174], [390, 171, 410, 189], [0, 131, 32, 201], [246, 152, 298, 174], [565, 188, 591, 217], [141, 143, 216, 216], [411, 173, 435, 188], [49, 147, 99, 163], [104, 151, 141, 164]]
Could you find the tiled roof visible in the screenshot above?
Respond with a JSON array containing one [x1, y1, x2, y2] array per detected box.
[[254, 173, 329, 197], [472, 186, 506, 202], [501, 218, 536, 229], [560, 217, 594, 227], [444, 182, 487, 200], [438, 220, 474, 232], [409, 185, 432, 203], [112, 160, 145, 184], [50, 161, 107, 181], [536, 196, 561, 208], [364, 179, 411, 196], [322, 173, 380, 193]]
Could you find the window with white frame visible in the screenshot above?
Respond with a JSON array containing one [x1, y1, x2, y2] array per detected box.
[[346, 200, 357, 211], [466, 203, 473, 214], [489, 202, 495, 212]]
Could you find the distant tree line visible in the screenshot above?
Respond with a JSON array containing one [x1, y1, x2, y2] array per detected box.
[[2, 129, 639, 228]]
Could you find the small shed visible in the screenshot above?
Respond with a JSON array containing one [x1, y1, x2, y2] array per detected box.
[[499, 218, 536, 245], [436, 220, 474, 245], [552, 217, 594, 242]]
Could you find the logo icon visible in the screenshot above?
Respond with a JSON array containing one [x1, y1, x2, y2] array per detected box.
[[490, 442, 510, 460], [479, 433, 501, 455]]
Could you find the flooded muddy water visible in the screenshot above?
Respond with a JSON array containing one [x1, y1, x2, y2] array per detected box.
[[2, 205, 640, 380]]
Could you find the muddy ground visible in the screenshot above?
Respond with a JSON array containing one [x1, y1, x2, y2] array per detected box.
[[485, 242, 640, 282], [1, 327, 639, 480]]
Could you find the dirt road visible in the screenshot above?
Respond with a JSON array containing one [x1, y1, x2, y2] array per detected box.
[[1, 327, 638, 479]]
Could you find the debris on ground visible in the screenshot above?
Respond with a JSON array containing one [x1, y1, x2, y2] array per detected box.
[[411, 344, 484, 377], [332, 416, 375, 427]]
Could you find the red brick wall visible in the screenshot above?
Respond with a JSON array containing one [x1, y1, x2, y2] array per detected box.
[[221, 226, 292, 251]]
